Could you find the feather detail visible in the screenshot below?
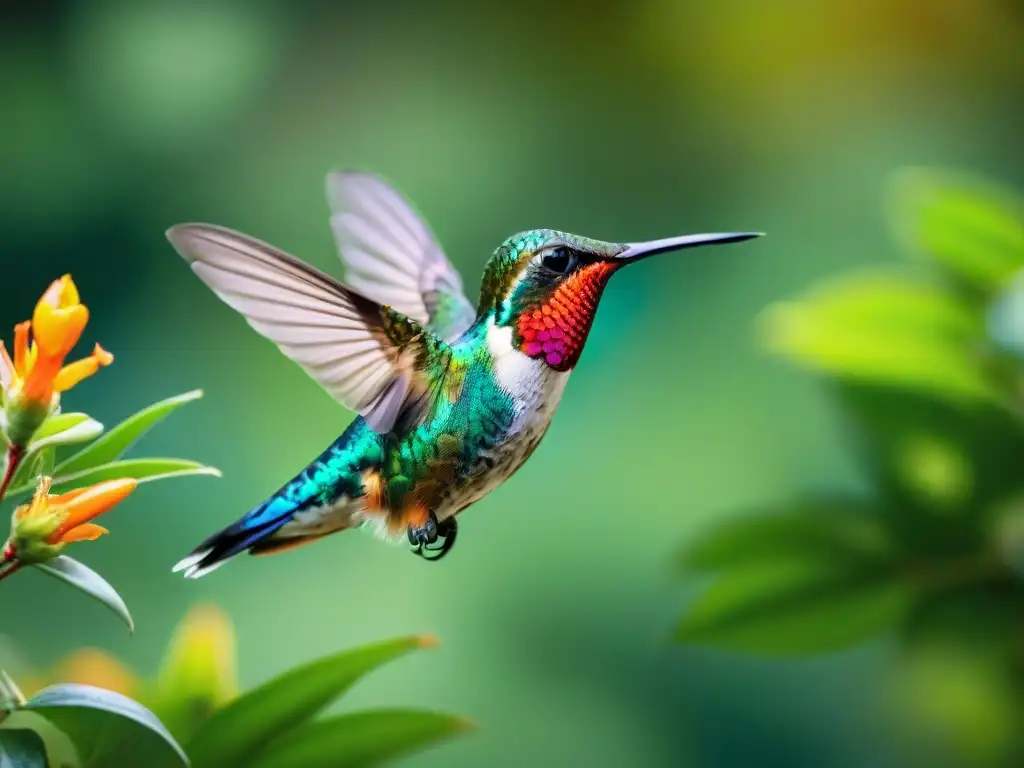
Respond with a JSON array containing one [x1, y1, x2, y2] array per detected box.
[[326, 171, 477, 341], [167, 223, 444, 434]]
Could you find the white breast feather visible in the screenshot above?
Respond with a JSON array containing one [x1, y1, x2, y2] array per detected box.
[[486, 321, 569, 434]]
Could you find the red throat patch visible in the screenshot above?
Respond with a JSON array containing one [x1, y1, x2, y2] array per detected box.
[[515, 261, 620, 371]]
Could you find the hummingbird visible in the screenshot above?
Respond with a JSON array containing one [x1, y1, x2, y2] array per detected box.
[[168, 171, 760, 577]]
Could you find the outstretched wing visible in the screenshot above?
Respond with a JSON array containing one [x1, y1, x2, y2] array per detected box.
[[326, 171, 477, 342], [167, 223, 442, 434]]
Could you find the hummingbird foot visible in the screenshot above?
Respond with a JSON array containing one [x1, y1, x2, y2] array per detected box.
[[407, 510, 439, 546], [408, 513, 457, 562]]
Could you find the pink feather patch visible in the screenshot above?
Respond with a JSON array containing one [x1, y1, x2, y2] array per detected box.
[[515, 261, 620, 371]]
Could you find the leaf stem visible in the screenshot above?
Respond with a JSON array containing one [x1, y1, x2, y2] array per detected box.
[[0, 443, 24, 503], [0, 559, 22, 583]]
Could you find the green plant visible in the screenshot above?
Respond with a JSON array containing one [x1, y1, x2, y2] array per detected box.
[[0, 274, 219, 628], [1, 389, 219, 631], [0, 606, 470, 766], [673, 169, 1024, 764]]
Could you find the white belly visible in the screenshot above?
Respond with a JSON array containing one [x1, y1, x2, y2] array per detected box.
[[438, 323, 570, 514]]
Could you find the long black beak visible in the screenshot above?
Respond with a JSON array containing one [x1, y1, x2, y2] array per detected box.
[[615, 232, 763, 263]]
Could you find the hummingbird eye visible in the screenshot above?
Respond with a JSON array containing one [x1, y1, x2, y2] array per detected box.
[[540, 246, 577, 275]]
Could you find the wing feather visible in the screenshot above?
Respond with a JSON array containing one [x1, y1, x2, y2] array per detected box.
[[167, 223, 431, 433], [327, 171, 477, 341]]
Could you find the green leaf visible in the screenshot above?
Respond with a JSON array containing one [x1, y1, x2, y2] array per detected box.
[[891, 168, 1024, 292], [51, 458, 221, 490], [678, 504, 893, 574], [0, 729, 48, 768], [5, 458, 221, 498], [33, 556, 133, 634], [31, 413, 91, 442], [761, 273, 995, 403], [675, 557, 913, 656], [7, 449, 56, 502], [21, 684, 188, 768], [35, 450, 55, 482], [0, 672, 25, 712], [776, 270, 981, 340], [186, 636, 435, 768], [4, 413, 98, 496], [150, 606, 237, 744], [248, 709, 471, 768], [55, 391, 204, 476], [30, 413, 104, 451]]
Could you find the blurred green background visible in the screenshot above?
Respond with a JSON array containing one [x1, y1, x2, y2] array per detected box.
[[2, 0, 1024, 766]]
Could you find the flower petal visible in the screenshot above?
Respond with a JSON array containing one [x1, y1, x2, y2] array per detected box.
[[0, 341, 13, 390], [13, 322, 30, 378], [32, 276, 88, 358], [59, 523, 109, 543], [54, 274, 80, 306], [47, 486, 93, 505], [21, 354, 61, 404], [33, 306, 88, 359], [26, 477, 53, 518], [38, 275, 80, 313], [53, 344, 114, 393], [93, 344, 113, 366], [50, 478, 137, 539]]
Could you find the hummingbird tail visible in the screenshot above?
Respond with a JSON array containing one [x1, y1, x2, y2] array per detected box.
[[172, 496, 298, 578]]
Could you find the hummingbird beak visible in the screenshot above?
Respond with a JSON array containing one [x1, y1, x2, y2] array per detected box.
[[614, 232, 763, 263]]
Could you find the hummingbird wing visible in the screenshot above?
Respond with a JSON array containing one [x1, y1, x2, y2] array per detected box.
[[167, 223, 444, 434], [326, 171, 477, 342]]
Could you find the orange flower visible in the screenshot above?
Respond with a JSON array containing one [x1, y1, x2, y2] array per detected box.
[[53, 648, 141, 698], [0, 276, 113, 433], [4, 476, 138, 564]]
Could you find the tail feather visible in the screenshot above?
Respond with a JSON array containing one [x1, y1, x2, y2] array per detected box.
[[173, 496, 298, 578]]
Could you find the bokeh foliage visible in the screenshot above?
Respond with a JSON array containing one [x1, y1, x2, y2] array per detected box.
[[1, 607, 468, 766], [674, 169, 1024, 766]]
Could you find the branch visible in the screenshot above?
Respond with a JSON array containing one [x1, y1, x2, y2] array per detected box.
[[0, 444, 23, 503], [0, 559, 22, 584]]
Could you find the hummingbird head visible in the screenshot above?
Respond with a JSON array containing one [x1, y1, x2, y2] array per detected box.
[[479, 228, 761, 371]]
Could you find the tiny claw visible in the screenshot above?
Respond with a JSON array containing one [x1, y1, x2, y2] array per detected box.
[[411, 516, 457, 562], [407, 511, 439, 546]]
